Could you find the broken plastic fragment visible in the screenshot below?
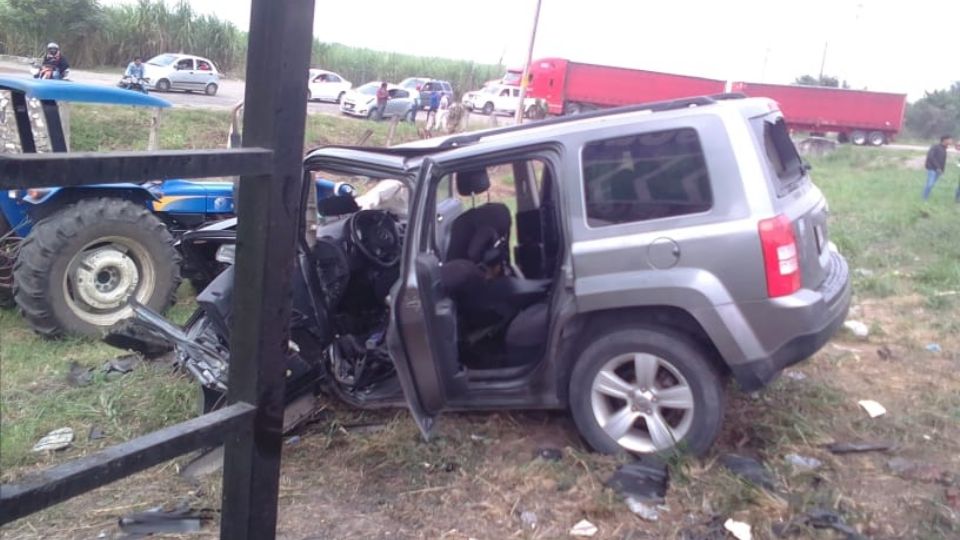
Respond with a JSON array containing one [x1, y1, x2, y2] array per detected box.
[[925, 343, 942, 353], [32, 427, 74, 452], [606, 456, 669, 502], [720, 454, 776, 491], [724, 518, 753, 540], [625, 497, 659, 522], [843, 320, 869, 338], [858, 400, 886, 418], [785, 453, 823, 471], [825, 441, 892, 454], [570, 519, 598, 537]]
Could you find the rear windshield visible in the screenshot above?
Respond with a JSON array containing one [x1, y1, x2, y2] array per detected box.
[[755, 116, 805, 192]]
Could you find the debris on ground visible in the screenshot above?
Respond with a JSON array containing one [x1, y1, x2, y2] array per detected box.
[[805, 508, 864, 539], [876, 344, 895, 360], [32, 427, 74, 452], [843, 320, 869, 338], [605, 456, 669, 503], [88, 425, 105, 441], [625, 497, 659, 522], [284, 435, 301, 446], [720, 454, 776, 491], [118, 504, 210, 535], [853, 268, 874, 277], [925, 343, 942, 353], [569, 519, 598, 537], [785, 453, 823, 472], [469, 433, 492, 443], [282, 394, 320, 433], [677, 516, 728, 539], [534, 447, 562, 462], [783, 369, 807, 381], [103, 317, 174, 358], [342, 423, 388, 435], [723, 518, 752, 540], [66, 361, 94, 387], [887, 458, 950, 484], [857, 399, 887, 418], [518, 510, 538, 530], [180, 446, 224, 479], [103, 353, 142, 376], [824, 441, 893, 454]]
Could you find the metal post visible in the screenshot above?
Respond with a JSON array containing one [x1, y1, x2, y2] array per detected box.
[[514, 0, 543, 125], [219, 0, 316, 538]]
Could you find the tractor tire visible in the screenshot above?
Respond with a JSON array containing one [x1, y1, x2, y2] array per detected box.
[[14, 198, 181, 338], [0, 213, 17, 308]]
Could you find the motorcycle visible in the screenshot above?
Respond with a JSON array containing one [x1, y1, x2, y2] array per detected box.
[[118, 76, 151, 94], [31, 61, 69, 80]]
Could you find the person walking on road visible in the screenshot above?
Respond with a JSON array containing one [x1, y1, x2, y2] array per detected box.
[[425, 91, 441, 129], [922, 135, 952, 200], [375, 82, 389, 121]]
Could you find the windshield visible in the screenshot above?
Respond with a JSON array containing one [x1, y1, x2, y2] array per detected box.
[[147, 54, 178, 67], [357, 83, 379, 95], [399, 78, 426, 89], [503, 71, 522, 85]]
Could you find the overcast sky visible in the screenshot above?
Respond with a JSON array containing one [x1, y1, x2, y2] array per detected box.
[[106, 0, 958, 100]]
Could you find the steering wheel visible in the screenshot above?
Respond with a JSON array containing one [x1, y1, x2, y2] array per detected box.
[[349, 210, 401, 268]]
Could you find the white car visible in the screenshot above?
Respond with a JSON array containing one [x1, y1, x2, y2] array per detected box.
[[308, 69, 351, 103], [463, 84, 540, 116], [340, 82, 417, 121], [143, 53, 221, 96]]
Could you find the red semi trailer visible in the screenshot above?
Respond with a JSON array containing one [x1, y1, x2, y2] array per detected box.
[[730, 82, 907, 146], [523, 58, 727, 115]]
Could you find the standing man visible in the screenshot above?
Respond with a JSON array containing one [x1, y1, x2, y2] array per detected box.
[[375, 82, 389, 121], [436, 93, 451, 131], [426, 90, 441, 129], [923, 135, 952, 200]]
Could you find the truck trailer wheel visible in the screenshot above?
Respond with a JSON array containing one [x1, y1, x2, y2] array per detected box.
[[850, 130, 867, 146], [868, 131, 886, 146], [13, 198, 181, 338]]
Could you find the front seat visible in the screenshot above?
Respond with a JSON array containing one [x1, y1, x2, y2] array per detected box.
[[444, 168, 511, 268]]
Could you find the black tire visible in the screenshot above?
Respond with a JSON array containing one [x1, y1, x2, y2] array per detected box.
[[205, 83, 218, 96], [868, 131, 886, 146], [156, 79, 171, 92], [481, 102, 495, 115], [336, 92, 345, 104], [13, 199, 181, 338], [525, 104, 546, 120], [568, 325, 725, 457], [0, 213, 17, 309], [837, 132, 850, 144]]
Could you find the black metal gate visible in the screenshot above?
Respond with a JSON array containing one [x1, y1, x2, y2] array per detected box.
[[0, 0, 317, 537]]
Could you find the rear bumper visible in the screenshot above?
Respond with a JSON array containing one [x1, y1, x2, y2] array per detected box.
[[727, 250, 851, 391]]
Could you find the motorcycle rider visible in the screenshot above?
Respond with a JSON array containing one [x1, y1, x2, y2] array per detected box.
[[125, 56, 145, 80], [37, 43, 70, 79]]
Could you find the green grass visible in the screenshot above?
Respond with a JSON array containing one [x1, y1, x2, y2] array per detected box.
[[0, 290, 198, 475], [809, 147, 960, 302]]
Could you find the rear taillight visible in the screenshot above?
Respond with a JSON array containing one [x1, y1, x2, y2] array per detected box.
[[759, 215, 801, 297]]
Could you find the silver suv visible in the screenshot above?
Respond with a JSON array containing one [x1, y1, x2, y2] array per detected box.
[[119, 94, 850, 456]]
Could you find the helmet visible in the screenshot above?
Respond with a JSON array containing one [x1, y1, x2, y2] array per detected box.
[[46, 42, 59, 51]]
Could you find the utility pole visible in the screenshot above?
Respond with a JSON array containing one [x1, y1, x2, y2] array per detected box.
[[514, 0, 543, 125], [818, 41, 829, 84]]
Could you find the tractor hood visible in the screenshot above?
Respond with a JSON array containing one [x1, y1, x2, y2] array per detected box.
[[0, 77, 171, 108]]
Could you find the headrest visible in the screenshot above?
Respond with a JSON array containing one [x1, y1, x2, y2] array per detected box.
[[456, 168, 491, 196]]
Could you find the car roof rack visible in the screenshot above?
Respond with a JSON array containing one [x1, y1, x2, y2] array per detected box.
[[438, 92, 747, 149]]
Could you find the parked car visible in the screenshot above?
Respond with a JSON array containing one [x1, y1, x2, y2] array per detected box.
[[115, 94, 850, 457], [416, 80, 454, 109], [339, 82, 416, 121], [463, 83, 543, 117], [308, 69, 351, 103], [143, 53, 220, 96], [398, 77, 430, 93]]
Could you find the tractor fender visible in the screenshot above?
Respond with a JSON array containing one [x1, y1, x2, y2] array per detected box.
[[21, 185, 158, 221]]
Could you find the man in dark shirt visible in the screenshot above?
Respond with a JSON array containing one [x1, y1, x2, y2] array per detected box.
[[923, 135, 952, 200], [375, 82, 389, 121]]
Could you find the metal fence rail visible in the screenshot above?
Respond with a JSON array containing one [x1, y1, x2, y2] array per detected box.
[[0, 0, 317, 537]]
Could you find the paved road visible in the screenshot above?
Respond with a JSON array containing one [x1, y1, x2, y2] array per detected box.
[[0, 59, 514, 128]]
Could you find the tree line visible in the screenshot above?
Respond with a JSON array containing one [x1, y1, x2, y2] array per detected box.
[[0, 0, 503, 94]]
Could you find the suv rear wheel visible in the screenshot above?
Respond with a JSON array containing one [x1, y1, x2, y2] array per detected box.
[[569, 325, 724, 456]]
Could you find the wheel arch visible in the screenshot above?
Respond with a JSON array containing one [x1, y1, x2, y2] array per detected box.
[[553, 305, 730, 404]]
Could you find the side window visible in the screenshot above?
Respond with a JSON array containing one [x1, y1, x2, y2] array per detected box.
[[443, 83, 452, 92], [762, 117, 803, 184], [581, 128, 712, 226], [327, 74, 341, 83], [500, 89, 510, 97], [177, 58, 194, 70], [197, 60, 212, 71], [391, 89, 409, 99], [512, 88, 520, 97]]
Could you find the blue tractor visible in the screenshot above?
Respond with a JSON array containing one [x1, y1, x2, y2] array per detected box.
[[0, 78, 351, 338]]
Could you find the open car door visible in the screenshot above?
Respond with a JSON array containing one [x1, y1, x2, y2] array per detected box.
[[387, 157, 457, 438]]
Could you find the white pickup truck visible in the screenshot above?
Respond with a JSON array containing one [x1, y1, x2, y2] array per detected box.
[[462, 83, 545, 118]]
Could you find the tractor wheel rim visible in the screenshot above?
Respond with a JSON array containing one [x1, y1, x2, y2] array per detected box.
[[590, 352, 695, 453], [65, 236, 156, 326]]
